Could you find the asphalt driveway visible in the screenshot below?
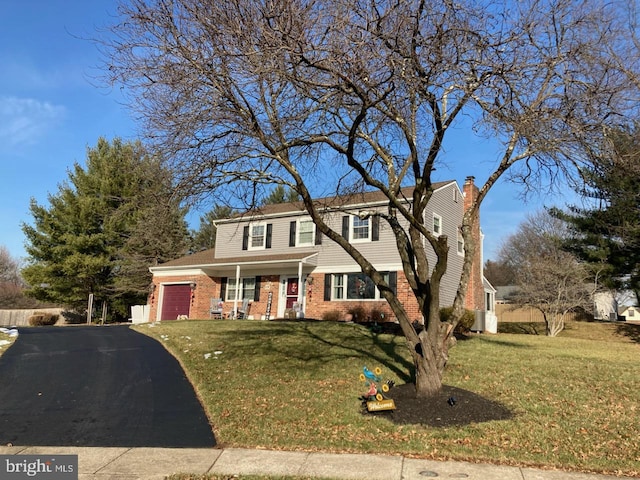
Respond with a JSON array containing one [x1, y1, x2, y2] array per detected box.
[[0, 325, 216, 448]]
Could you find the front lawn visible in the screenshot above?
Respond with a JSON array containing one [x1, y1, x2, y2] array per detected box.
[[135, 319, 640, 476], [0, 330, 16, 356]]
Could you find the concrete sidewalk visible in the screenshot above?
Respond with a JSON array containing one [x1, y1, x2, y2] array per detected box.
[[0, 446, 621, 480]]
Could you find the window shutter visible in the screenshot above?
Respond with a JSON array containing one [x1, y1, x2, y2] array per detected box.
[[372, 216, 380, 241], [324, 274, 332, 301], [242, 226, 249, 250], [289, 221, 296, 247], [266, 223, 273, 249], [315, 225, 322, 245], [342, 216, 349, 240], [220, 278, 227, 300], [254, 276, 261, 301], [389, 271, 397, 295]]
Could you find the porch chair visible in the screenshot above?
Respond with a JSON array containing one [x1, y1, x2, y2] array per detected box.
[[234, 298, 250, 319], [209, 298, 224, 319]]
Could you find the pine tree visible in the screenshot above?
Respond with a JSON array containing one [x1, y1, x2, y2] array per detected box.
[[262, 185, 300, 205], [22, 138, 189, 321], [555, 127, 640, 303]]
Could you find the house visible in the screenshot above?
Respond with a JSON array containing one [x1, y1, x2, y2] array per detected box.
[[593, 291, 619, 321], [148, 177, 496, 329], [495, 286, 519, 304], [619, 305, 639, 322]]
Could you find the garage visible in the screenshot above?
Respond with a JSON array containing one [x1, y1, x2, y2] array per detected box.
[[160, 284, 192, 320]]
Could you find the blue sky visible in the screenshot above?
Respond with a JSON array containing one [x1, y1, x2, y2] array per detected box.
[[0, 0, 573, 265]]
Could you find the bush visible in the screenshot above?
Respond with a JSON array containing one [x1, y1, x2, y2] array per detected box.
[[369, 307, 386, 323], [322, 310, 342, 322], [28, 313, 59, 326], [440, 306, 475, 334], [347, 304, 368, 322]]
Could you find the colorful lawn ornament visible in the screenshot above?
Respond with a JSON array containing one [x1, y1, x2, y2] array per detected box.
[[359, 366, 396, 412]]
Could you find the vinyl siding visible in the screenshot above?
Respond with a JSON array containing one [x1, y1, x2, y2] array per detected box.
[[214, 183, 465, 307]]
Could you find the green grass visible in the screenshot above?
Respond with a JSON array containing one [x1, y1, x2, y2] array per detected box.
[[134, 320, 640, 476]]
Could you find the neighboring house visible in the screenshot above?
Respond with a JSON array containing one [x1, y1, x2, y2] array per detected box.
[[619, 305, 639, 322], [593, 291, 619, 321], [495, 286, 519, 304], [148, 177, 496, 328]]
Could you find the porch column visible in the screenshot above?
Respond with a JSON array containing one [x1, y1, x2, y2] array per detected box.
[[297, 261, 303, 315], [234, 264, 241, 317]]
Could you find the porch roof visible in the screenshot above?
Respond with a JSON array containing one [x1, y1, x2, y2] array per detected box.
[[150, 248, 319, 273]]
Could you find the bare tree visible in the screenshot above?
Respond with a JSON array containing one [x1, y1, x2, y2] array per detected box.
[[0, 246, 26, 309], [0, 246, 21, 285], [103, 0, 639, 396], [499, 211, 596, 336]]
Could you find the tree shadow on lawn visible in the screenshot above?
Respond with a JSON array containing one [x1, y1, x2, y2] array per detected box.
[[378, 383, 514, 427], [292, 320, 415, 383], [616, 322, 640, 344], [271, 319, 514, 427]]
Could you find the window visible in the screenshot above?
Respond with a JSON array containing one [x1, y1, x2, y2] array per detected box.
[[457, 229, 464, 255], [298, 219, 314, 245], [250, 223, 265, 249], [342, 215, 379, 242], [226, 277, 256, 301], [329, 272, 394, 300], [333, 274, 344, 300], [243, 223, 272, 250], [433, 214, 442, 236], [486, 292, 493, 311], [352, 217, 370, 241]]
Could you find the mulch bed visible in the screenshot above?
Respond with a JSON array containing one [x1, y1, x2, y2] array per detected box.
[[367, 383, 514, 427]]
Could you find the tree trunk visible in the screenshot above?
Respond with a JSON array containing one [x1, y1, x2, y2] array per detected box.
[[546, 313, 565, 337], [414, 356, 443, 397], [413, 325, 450, 398]]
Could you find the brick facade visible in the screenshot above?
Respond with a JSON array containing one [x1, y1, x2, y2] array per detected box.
[[462, 176, 485, 311]]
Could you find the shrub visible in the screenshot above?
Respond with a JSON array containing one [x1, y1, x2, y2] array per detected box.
[[440, 306, 475, 334], [347, 304, 368, 322], [321, 310, 342, 322], [28, 313, 59, 326], [369, 307, 386, 323]]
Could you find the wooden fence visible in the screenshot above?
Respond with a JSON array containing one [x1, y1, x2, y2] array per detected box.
[[496, 304, 592, 323], [0, 308, 65, 327]]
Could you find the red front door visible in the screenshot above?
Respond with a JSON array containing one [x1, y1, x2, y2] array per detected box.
[[286, 278, 299, 309], [160, 284, 191, 320]]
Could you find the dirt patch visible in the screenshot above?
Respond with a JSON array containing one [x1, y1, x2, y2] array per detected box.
[[366, 383, 514, 427]]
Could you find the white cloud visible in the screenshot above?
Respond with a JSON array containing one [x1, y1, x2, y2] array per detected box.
[[0, 96, 66, 147]]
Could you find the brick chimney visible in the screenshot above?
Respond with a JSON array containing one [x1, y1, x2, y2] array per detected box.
[[462, 176, 484, 311]]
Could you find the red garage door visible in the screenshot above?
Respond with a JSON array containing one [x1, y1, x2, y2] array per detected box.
[[160, 284, 191, 320]]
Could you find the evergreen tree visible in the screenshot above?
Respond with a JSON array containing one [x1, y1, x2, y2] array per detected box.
[[262, 185, 300, 205], [22, 137, 189, 321], [554, 127, 640, 304]]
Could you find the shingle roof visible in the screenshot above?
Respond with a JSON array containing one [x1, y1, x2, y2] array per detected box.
[[219, 182, 454, 220], [158, 248, 216, 267], [154, 248, 318, 269]]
